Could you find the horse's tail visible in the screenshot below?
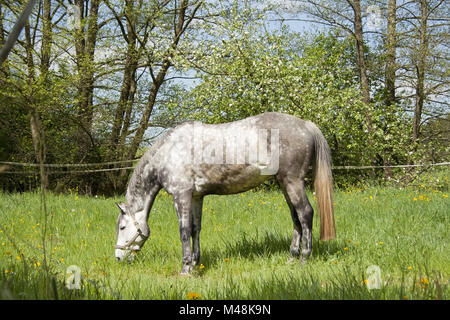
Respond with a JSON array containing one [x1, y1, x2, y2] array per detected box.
[[307, 121, 336, 241]]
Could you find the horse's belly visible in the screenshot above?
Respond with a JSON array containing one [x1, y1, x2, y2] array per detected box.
[[193, 164, 271, 195]]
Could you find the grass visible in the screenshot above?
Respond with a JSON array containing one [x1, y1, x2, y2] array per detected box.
[[0, 182, 449, 300]]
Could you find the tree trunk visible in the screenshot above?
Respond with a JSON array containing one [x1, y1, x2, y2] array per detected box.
[[107, 0, 138, 162], [25, 21, 49, 189], [116, 0, 199, 189], [412, 0, 428, 145], [125, 0, 186, 161], [385, 0, 397, 108], [0, 7, 10, 80], [0, 0, 37, 66], [383, 0, 397, 177], [40, 0, 51, 78], [352, 0, 373, 134], [74, 0, 100, 162]]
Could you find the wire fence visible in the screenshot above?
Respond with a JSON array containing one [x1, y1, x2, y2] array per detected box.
[[332, 162, 450, 170], [1, 160, 449, 175], [0, 159, 139, 167], [1, 159, 448, 194]]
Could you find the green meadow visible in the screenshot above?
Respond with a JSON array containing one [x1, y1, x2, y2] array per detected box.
[[0, 182, 448, 300]]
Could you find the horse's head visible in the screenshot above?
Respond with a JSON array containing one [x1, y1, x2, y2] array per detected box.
[[114, 202, 150, 262]]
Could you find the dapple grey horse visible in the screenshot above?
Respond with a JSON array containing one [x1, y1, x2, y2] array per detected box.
[[115, 112, 335, 275]]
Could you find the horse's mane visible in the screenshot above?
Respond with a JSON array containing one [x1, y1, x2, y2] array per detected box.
[[125, 128, 172, 207]]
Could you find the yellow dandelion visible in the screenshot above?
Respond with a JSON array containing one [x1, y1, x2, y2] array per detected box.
[[199, 264, 205, 269], [343, 247, 348, 251], [16, 255, 21, 261], [442, 194, 448, 198], [378, 241, 383, 245], [224, 258, 230, 262], [420, 278, 429, 287], [413, 197, 417, 201], [187, 292, 201, 300], [364, 279, 368, 285], [408, 266, 412, 270]]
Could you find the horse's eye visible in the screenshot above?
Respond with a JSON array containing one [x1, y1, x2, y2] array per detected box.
[[120, 226, 126, 230]]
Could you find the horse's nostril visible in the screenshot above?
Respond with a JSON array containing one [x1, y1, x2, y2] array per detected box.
[[116, 257, 121, 262]]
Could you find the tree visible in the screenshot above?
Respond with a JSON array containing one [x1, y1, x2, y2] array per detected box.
[[100, 0, 203, 190], [276, 0, 448, 168], [351, 0, 373, 133], [283, 0, 374, 134], [394, 0, 448, 154], [73, 0, 102, 163], [0, 0, 447, 193], [170, 28, 380, 172], [384, 0, 396, 109], [0, 0, 37, 65]]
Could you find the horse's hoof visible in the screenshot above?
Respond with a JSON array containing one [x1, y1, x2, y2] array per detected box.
[[286, 257, 296, 264], [180, 265, 192, 276]]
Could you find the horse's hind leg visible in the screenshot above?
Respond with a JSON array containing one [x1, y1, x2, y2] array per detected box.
[[191, 196, 203, 266], [280, 178, 314, 264], [281, 187, 302, 261], [173, 190, 194, 275]]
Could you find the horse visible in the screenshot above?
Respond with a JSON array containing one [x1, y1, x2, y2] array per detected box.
[[114, 112, 335, 275]]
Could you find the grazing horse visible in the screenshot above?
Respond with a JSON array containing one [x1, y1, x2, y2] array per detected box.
[[115, 112, 335, 275]]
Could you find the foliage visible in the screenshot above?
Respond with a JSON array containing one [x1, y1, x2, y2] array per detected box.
[[166, 30, 430, 173], [0, 0, 448, 194]]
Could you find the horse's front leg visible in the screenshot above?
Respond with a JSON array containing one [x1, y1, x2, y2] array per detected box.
[[191, 196, 203, 266], [173, 191, 194, 275]]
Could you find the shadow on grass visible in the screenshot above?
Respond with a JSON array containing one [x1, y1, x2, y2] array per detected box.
[[201, 231, 345, 267]]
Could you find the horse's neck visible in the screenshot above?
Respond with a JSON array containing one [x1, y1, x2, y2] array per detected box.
[[125, 132, 170, 214], [126, 160, 158, 214]]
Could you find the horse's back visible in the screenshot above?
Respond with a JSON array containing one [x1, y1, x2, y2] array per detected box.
[[153, 113, 316, 195]]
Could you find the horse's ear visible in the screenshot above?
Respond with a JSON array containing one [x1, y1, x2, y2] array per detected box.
[[116, 202, 126, 215]]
